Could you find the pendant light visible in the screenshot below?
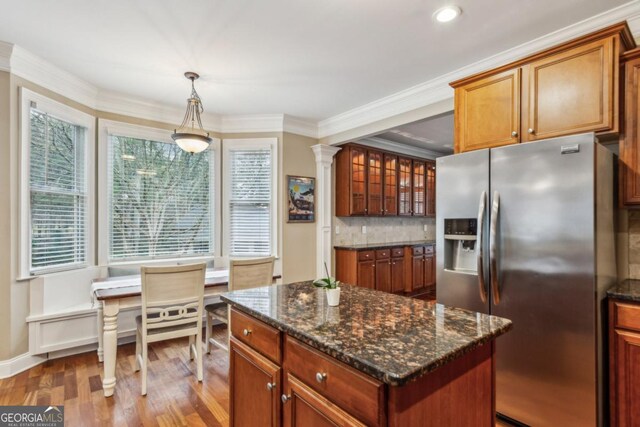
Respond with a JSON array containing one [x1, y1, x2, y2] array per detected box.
[[171, 72, 212, 153]]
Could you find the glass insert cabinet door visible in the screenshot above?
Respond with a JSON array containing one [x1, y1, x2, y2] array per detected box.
[[367, 150, 383, 215], [399, 157, 413, 216], [384, 154, 398, 216], [413, 160, 426, 216], [350, 146, 366, 215]]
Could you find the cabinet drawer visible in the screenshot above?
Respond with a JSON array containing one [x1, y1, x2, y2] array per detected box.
[[391, 247, 404, 258], [424, 245, 434, 255], [284, 336, 385, 426], [358, 250, 374, 261], [375, 249, 390, 259], [613, 301, 640, 333], [412, 246, 424, 256], [230, 308, 282, 364]]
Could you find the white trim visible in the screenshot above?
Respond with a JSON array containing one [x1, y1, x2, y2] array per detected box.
[[0, 41, 13, 72], [358, 137, 446, 159], [19, 88, 96, 278], [0, 353, 47, 379], [283, 116, 319, 139], [97, 119, 221, 266], [222, 137, 279, 258], [317, 1, 640, 138]]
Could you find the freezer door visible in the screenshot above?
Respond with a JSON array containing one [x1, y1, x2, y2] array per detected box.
[[490, 134, 598, 426], [436, 149, 490, 314]]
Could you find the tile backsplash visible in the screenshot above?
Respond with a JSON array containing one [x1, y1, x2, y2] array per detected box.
[[333, 216, 436, 246]]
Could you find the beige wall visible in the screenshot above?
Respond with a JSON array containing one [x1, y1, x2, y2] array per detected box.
[[282, 133, 317, 283], [0, 76, 318, 361]]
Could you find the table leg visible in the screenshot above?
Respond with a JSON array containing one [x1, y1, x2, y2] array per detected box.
[[102, 301, 119, 397], [97, 305, 104, 362]]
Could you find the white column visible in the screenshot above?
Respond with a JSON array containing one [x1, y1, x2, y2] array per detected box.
[[311, 144, 342, 278]]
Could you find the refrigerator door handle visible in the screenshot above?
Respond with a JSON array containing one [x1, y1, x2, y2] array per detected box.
[[477, 191, 488, 303], [490, 191, 501, 305]]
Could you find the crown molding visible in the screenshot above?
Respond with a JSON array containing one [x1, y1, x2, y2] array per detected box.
[[0, 41, 13, 72], [358, 137, 446, 159], [283, 115, 318, 138], [317, 0, 640, 139]]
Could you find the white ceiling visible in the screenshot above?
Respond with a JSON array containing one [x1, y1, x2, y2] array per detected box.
[[377, 113, 454, 155], [0, 0, 631, 121]]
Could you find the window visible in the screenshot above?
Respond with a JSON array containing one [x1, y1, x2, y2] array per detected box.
[[107, 133, 214, 261], [20, 89, 94, 276], [224, 138, 277, 257], [29, 109, 88, 272]]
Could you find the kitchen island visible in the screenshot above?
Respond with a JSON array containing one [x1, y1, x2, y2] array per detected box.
[[221, 281, 511, 426]]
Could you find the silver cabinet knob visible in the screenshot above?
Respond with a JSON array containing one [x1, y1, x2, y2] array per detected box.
[[242, 328, 252, 336], [528, 128, 534, 134], [315, 372, 327, 383], [511, 131, 518, 137], [281, 394, 291, 403], [266, 382, 276, 391]]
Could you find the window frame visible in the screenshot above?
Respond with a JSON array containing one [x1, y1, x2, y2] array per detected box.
[[97, 120, 221, 267], [222, 137, 278, 258], [19, 88, 96, 277]]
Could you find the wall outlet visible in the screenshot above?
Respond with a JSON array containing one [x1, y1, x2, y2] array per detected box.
[[423, 224, 428, 232], [335, 226, 340, 234], [361, 225, 367, 234]]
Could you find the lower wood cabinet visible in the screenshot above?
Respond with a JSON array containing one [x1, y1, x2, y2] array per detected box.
[[610, 299, 640, 426], [229, 337, 281, 427], [335, 245, 434, 297]]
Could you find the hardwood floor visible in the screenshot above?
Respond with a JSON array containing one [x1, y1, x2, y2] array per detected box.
[[0, 326, 231, 427]]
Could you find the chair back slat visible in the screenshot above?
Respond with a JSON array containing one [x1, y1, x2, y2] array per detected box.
[[141, 263, 206, 332], [229, 257, 276, 291]]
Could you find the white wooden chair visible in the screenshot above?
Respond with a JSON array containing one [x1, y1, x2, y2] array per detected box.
[[205, 257, 275, 353], [134, 263, 206, 396]]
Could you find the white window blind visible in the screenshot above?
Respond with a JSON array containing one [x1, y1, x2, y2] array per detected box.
[[229, 149, 272, 256], [29, 109, 87, 272], [108, 135, 213, 260]]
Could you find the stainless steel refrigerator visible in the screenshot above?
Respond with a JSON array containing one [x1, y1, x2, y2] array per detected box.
[[436, 133, 617, 426]]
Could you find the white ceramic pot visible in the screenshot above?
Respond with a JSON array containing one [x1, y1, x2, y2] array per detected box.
[[326, 287, 341, 306]]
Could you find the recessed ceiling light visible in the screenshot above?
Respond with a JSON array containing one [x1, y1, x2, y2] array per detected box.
[[433, 6, 461, 23]]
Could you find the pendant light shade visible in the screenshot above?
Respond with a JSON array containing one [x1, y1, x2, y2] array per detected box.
[[171, 72, 212, 153]]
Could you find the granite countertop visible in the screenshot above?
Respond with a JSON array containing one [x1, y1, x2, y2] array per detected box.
[[221, 281, 511, 387], [608, 279, 640, 303], [334, 240, 436, 251]]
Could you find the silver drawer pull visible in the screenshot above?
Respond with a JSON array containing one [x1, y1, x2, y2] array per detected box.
[[243, 328, 252, 336], [281, 394, 291, 403], [266, 382, 276, 391], [315, 372, 327, 383]]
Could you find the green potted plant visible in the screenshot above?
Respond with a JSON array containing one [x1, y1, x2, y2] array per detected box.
[[313, 263, 341, 306]]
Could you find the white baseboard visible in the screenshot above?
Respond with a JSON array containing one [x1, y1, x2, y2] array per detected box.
[[0, 353, 47, 379]]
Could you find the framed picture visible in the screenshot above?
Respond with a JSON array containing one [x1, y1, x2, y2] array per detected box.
[[287, 175, 315, 222]]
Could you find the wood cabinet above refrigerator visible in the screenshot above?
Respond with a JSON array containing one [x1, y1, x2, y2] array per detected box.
[[451, 22, 635, 154], [335, 143, 435, 217]]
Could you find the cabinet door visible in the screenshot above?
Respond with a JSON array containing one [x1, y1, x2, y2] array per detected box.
[[357, 260, 375, 289], [375, 258, 391, 293], [412, 255, 425, 290], [621, 57, 640, 205], [398, 157, 412, 216], [454, 68, 521, 153], [390, 256, 405, 294], [367, 150, 383, 215], [350, 146, 367, 215], [282, 373, 366, 427], [383, 154, 398, 216], [522, 37, 616, 141], [424, 254, 435, 298], [613, 329, 640, 426], [412, 161, 426, 216], [230, 337, 281, 427], [426, 161, 436, 217]]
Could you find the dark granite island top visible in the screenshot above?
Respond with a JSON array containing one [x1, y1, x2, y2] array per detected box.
[[608, 279, 640, 302], [221, 281, 511, 387], [333, 240, 435, 251]]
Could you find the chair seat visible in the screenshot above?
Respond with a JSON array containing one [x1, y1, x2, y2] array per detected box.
[[205, 301, 228, 319], [135, 314, 197, 335]]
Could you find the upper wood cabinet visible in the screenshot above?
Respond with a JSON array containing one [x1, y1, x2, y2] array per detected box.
[[454, 68, 521, 153], [451, 22, 634, 153], [621, 51, 640, 206], [335, 144, 435, 217]]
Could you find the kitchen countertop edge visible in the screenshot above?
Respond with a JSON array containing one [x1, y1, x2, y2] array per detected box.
[[608, 279, 640, 303], [333, 240, 436, 251]]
